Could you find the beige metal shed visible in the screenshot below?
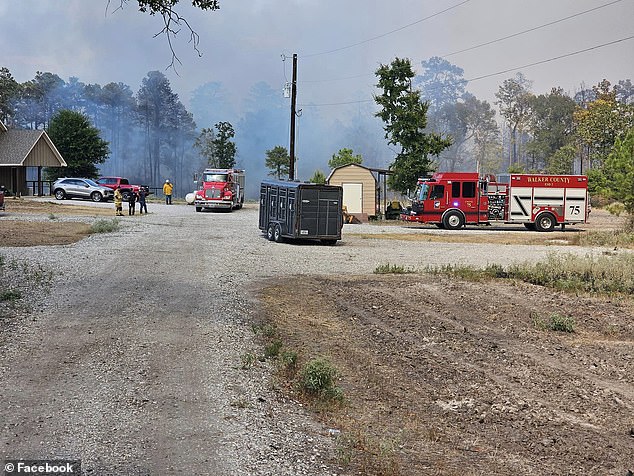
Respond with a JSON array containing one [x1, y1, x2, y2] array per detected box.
[[327, 163, 377, 219]]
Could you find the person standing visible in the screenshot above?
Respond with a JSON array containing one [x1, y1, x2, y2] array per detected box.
[[114, 186, 123, 216], [128, 189, 137, 215], [138, 187, 148, 214], [163, 179, 174, 205]]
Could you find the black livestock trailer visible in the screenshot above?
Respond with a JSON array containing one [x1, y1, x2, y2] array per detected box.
[[259, 180, 343, 245]]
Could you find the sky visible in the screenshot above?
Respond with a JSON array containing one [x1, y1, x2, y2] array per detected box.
[[1, 0, 633, 175]]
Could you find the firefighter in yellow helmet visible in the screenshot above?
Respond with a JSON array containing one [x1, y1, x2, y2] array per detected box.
[[113, 186, 123, 216], [163, 179, 174, 205]]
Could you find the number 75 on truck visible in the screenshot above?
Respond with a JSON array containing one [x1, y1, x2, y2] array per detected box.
[[400, 172, 589, 232]]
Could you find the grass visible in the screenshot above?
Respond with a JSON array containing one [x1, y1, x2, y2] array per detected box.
[[298, 357, 344, 401], [532, 312, 576, 333], [0, 254, 53, 318], [240, 352, 257, 370], [90, 218, 120, 234], [335, 431, 401, 476], [0, 290, 22, 302], [571, 229, 634, 248], [264, 339, 283, 358], [427, 253, 634, 296], [374, 263, 415, 274]]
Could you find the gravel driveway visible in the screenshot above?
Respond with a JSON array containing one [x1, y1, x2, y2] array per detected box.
[[0, 202, 609, 475]]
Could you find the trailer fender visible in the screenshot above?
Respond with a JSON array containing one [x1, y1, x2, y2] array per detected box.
[[442, 209, 466, 230]]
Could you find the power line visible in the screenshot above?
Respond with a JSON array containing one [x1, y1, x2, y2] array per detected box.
[[299, 98, 375, 107], [466, 34, 634, 82], [298, 0, 626, 85], [441, 0, 625, 58], [300, 0, 471, 58], [298, 34, 634, 107]]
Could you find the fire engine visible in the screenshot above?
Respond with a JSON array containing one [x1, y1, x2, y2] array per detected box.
[[194, 168, 245, 212], [400, 172, 589, 232]]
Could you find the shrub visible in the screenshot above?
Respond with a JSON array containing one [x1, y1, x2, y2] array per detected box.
[[533, 312, 575, 333], [90, 218, 120, 234], [299, 358, 343, 400], [280, 350, 298, 368], [374, 263, 413, 274], [264, 339, 283, 358], [0, 290, 22, 302]]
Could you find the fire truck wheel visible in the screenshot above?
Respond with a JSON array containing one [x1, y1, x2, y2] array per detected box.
[[443, 211, 465, 230], [266, 223, 275, 241], [273, 224, 283, 243], [535, 212, 556, 232]]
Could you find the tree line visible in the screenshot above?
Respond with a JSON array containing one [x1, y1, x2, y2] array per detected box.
[[1, 58, 632, 212]]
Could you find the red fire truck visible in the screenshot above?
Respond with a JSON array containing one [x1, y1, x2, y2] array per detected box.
[[400, 172, 589, 232], [194, 168, 245, 212]]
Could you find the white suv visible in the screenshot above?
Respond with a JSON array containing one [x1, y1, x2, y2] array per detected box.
[[52, 178, 114, 202]]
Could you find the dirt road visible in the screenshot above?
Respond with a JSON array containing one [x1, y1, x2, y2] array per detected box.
[[1, 200, 632, 475]]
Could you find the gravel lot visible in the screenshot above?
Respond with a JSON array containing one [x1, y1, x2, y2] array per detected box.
[[0, 200, 628, 475]]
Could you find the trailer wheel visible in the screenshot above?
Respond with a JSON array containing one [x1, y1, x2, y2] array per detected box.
[[535, 212, 556, 232], [265, 223, 275, 241], [443, 211, 464, 230], [273, 224, 283, 243]]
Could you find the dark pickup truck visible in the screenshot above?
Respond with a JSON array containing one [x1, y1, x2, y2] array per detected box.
[[96, 177, 151, 202]]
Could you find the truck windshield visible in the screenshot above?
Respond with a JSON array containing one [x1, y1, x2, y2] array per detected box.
[[414, 183, 430, 201], [203, 173, 228, 182]]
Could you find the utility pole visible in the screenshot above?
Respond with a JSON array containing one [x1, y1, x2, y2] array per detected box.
[[289, 53, 297, 181]]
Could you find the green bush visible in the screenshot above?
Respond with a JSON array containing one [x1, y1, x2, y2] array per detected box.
[[90, 218, 120, 234], [374, 263, 413, 274], [299, 358, 343, 400], [0, 290, 22, 302], [264, 339, 283, 358], [533, 312, 575, 333]]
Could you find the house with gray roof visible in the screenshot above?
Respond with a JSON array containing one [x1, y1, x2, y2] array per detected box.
[[0, 121, 66, 196]]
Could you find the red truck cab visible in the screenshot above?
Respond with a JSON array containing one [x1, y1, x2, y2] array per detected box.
[[97, 177, 150, 201], [194, 168, 245, 212]]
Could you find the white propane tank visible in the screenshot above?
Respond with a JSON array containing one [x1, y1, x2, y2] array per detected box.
[[185, 192, 195, 205]]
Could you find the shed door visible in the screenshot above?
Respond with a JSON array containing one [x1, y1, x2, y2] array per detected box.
[[343, 183, 363, 214]]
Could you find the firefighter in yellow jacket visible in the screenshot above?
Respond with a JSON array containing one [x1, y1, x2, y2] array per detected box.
[[163, 179, 174, 205], [114, 186, 123, 216]]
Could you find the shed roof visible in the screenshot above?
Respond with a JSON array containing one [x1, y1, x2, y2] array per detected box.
[[326, 162, 378, 182], [0, 124, 66, 167]]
